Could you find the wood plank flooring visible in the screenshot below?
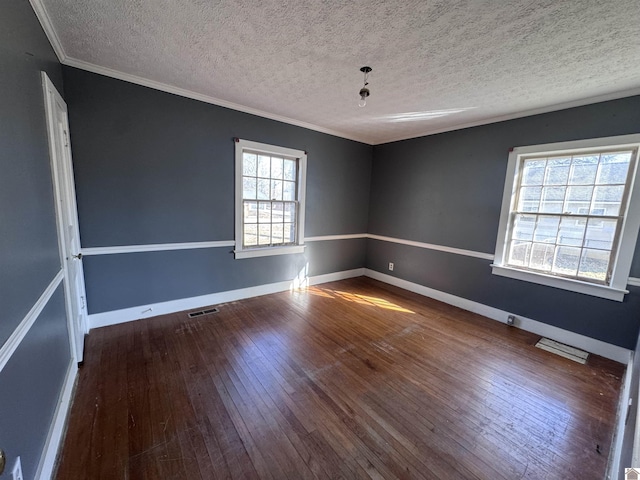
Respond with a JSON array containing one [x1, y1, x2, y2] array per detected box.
[[55, 277, 625, 479]]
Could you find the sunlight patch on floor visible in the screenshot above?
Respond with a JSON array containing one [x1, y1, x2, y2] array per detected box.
[[306, 285, 414, 313]]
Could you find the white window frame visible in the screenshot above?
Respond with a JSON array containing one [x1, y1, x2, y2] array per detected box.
[[492, 134, 640, 301], [234, 139, 307, 259]]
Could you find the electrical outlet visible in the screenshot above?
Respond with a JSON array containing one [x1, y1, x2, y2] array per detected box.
[[388, 262, 394, 271], [12, 457, 23, 480], [507, 314, 516, 326]]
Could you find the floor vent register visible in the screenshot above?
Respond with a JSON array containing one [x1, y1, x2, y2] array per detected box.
[[535, 338, 589, 364]]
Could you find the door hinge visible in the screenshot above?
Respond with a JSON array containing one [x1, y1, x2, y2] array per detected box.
[[63, 129, 69, 147], [80, 296, 86, 309]]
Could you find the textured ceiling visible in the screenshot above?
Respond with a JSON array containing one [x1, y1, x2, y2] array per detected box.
[[35, 0, 640, 144]]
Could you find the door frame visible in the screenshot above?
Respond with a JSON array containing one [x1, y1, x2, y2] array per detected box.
[[42, 72, 87, 363]]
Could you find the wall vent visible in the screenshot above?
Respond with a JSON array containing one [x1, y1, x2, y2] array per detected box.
[[188, 307, 219, 318], [535, 338, 589, 364]]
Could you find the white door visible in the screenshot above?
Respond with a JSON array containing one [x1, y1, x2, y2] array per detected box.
[[42, 72, 87, 363]]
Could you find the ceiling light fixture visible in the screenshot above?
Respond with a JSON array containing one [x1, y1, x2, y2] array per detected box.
[[358, 66, 372, 107]]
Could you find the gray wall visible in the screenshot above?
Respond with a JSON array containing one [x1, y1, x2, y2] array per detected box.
[[62, 67, 372, 313], [368, 96, 640, 349], [0, 0, 72, 478], [64, 64, 640, 349]]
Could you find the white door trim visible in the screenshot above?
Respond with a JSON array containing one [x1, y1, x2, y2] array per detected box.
[[42, 72, 87, 362]]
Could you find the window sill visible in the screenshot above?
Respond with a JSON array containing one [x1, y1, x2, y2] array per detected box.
[[491, 264, 628, 301], [234, 244, 305, 259]]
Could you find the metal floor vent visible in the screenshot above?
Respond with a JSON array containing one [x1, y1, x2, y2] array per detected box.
[[188, 307, 219, 318], [535, 338, 589, 364]]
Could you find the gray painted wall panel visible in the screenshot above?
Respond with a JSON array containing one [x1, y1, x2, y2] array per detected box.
[[83, 248, 306, 313], [63, 67, 372, 313], [370, 96, 640, 255], [83, 239, 366, 313], [0, 286, 70, 480], [0, 0, 65, 344], [306, 238, 367, 276], [368, 96, 640, 349], [62, 67, 372, 247]]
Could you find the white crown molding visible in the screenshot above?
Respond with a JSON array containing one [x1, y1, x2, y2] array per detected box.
[[35, 359, 77, 480], [27, 0, 640, 146], [61, 57, 370, 144], [81, 240, 235, 256], [367, 233, 495, 260], [0, 270, 64, 372], [364, 269, 631, 364], [87, 268, 364, 329], [379, 86, 640, 145], [29, 0, 67, 62]]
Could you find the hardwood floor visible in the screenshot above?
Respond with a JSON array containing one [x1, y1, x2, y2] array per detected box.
[[55, 277, 625, 479]]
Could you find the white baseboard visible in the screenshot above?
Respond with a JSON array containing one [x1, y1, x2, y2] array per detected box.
[[88, 268, 365, 330], [364, 269, 631, 364], [606, 352, 634, 479], [35, 359, 78, 480]]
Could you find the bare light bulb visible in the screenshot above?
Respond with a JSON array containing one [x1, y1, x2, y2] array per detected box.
[[358, 87, 370, 107]]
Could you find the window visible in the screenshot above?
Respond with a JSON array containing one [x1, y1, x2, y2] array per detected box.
[[234, 139, 307, 259], [492, 134, 640, 301]]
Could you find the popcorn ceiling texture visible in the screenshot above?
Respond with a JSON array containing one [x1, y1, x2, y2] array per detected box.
[[41, 0, 640, 144]]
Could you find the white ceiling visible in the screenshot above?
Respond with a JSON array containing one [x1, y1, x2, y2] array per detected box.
[[34, 0, 640, 145]]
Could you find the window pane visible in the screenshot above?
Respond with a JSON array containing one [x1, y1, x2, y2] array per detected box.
[[557, 217, 585, 246], [258, 224, 271, 245], [540, 187, 565, 213], [578, 249, 609, 282], [284, 202, 296, 222], [544, 157, 571, 185], [584, 218, 617, 250], [271, 180, 282, 200], [552, 246, 581, 276], [568, 155, 598, 185], [257, 179, 270, 200], [258, 201, 271, 223], [243, 153, 257, 176], [517, 186, 541, 212], [243, 177, 256, 199], [596, 152, 631, 184], [591, 185, 624, 216], [244, 224, 258, 247], [530, 243, 554, 271], [533, 216, 559, 243], [512, 214, 535, 241], [272, 223, 284, 244], [508, 241, 531, 266], [244, 201, 257, 223], [283, 223, 295, 243], [283, 181, 296, 201], [563, 185, 593, 214], [271, 157, 283, 179], [271, 202, 283, 223], [284, 159, 296, 180], [258, 155, 271, 177], [521, 159, 545, 185]]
